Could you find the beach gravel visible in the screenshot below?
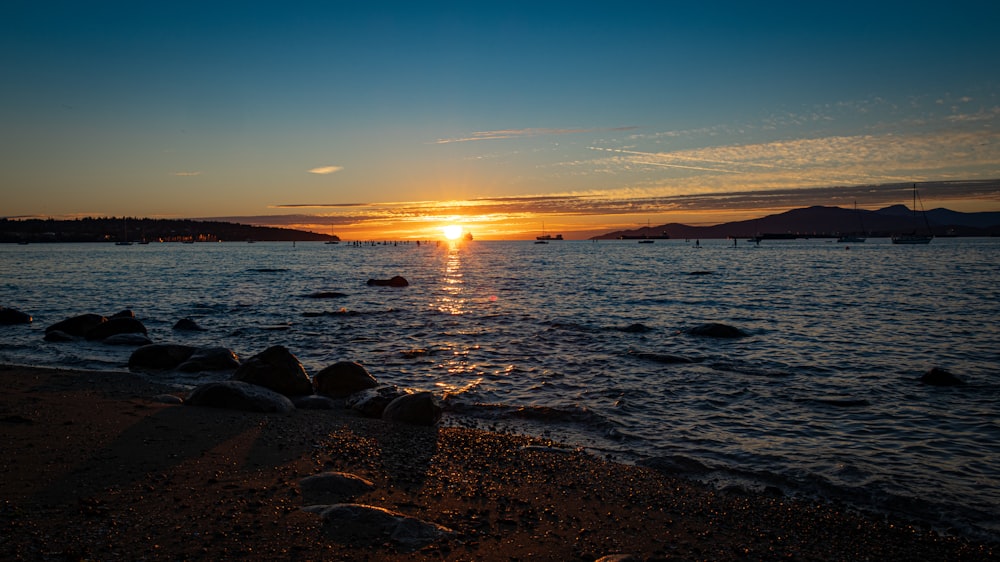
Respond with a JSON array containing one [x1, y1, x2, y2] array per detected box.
[[0, 364, 994, 561]]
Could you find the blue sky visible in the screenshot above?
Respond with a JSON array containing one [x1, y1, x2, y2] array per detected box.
[[3, 1, 999, 238]]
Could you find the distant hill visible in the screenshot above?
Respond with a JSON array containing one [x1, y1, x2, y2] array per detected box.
[[593, 205, 1000, 240], [0, 217, 337, 243]]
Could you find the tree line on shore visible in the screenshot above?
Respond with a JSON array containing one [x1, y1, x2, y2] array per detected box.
[[0, 217, 336, 243]]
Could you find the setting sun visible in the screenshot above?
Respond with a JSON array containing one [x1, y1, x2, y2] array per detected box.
[[442, 225, 463, 240]]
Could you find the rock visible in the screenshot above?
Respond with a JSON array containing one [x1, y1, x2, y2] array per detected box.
[[346, 385, 407, 418], [186, 381, 295, 413], [177, 347, 240, 372], [920, 367, 965, 386], [45, 313, 106, 337], [299, 472, 376, 504], [85, 316, 147, 341], [366, 275, 409, 287], [301, 503, 453, 549], [110, 309, 135, 319], [382, 391, 442, 426], [43, 330, 75, 342], [0, 307, 32, 324], [313, 361, 379, 398], [128, 344, 197, 372], [231, 345, 313, 397], [153, 394, 184, 405], [173, 317, 207, 331], [686, 322, 748, 338], [305, 291, 348, 299], [596, 555, 639, 562], [292, 395, 341, 409], [102, 333, 153, 346]]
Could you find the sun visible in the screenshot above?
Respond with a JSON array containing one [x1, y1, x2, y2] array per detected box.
[[442, 225, 464, 240]]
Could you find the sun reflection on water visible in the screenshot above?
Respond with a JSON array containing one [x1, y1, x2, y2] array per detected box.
[[434, 242, 466, 315]]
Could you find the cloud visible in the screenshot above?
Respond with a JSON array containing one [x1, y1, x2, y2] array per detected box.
[[172, 171, 202, 176], [309, 165, 344, 175], [434, 126, 637, 144]]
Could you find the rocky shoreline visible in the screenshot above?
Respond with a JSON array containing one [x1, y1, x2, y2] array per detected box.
[[1, 364, 995, 560]]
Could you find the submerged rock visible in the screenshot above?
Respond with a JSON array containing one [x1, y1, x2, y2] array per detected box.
[[173, 317, 207, 331], [45, 313, 106, 337], [231, 345, 312, 397], [313, 361, 379, 398], [85, 317, 147, 341], [305, 291, 348, 299], [920, 367, 965, 386], [102, 333, 153, 346], [0, 307, 32, 324], [686, 322, 748, 338], [366, 275, 409, 287], [186, 381, 295, 413]]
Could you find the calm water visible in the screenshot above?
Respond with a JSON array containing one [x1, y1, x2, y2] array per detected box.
[[2, 238, 998, 540]]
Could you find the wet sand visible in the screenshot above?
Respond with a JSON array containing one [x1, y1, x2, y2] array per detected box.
[[0, 364, 993, 561]]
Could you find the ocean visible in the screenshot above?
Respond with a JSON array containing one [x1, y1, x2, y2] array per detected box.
[[2, 238, 998, 541]]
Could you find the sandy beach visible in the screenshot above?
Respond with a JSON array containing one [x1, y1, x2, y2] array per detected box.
[[0, 364, 993, 561]]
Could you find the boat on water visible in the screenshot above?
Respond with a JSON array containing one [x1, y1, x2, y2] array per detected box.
[[891, 185, 934, 245], [837, 201, 867, 243], [620, 219, 669, 242], [536, 222, 562, 242], [115, 218, 132, 245]]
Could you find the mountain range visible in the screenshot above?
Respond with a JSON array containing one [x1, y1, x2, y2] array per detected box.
[[593, 205, 1000, 240]]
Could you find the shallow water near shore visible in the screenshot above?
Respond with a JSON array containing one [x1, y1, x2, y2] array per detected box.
[[2, 238, 998, 540]]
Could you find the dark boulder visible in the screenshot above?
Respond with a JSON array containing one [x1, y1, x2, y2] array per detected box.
[[231, 345, 313, 397], [313, 361, 379, 398], [85, 316, 147, 341], [299, 472, 376, 504], [346, 385, 407, 418], [45, 313, 106, 337], [128, 343, 197, 372], [43, 330, 75, 342], [292, 395, 341, 410], [301, 503, 453, 549], [382, 391, 442, 426], [366, 275, 409, 287], [173, 318, 207, 331], [686, 323, 748, 338], [920, 367, 965, 386], [110, 309, 135, 319], [0, 307, 32, 324], [177, 347, 240, 372], [102, 333, 153, 346], [186, 381, 295, 413]]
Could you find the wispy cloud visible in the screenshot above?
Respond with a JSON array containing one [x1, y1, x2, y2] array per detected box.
[[308, 165, 344, 175], [171, 171, 202, 176], [434, 126, 636, 144]]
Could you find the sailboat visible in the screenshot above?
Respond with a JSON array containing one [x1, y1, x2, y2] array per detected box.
[[891, 185, 934, 244], [535, 222, 563, 244], [837, 201, 867, 243], [535, 222, 562, 243], [115, 218, 132, 245]]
